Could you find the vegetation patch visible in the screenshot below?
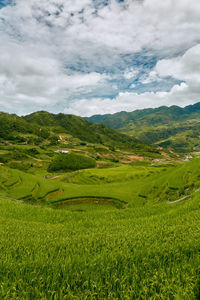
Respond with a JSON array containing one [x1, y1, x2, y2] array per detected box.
[[48, 153, 96, 172]]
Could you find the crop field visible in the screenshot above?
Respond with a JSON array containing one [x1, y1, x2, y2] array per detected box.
[[1, 158, 200, 207], [0, 148, 200, 298], [0, 192, 199, 299]]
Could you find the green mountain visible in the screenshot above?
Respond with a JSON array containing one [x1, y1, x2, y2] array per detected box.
[[23, 111, 157, 154], [86, 102, 200, 152], [86, 103, 200, 129], [0, 111, 163, 175], [0, 112, 50, 142]]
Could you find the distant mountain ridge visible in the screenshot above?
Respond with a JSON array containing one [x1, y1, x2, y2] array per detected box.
[[86, 102, 200, 153], [86, 102, 200, 129], [2, 102, 200, 154]]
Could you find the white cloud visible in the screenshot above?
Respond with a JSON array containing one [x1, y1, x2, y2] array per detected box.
[[66, 82, 199, 117], [0, 41, 108, 112], [140, 70, 162, 84], [0, 0, 200, 115], [67, 42, 200, 117], [130, 83, 136, 89], [156, 44, 200, 83], [124, 68, 139, 80]]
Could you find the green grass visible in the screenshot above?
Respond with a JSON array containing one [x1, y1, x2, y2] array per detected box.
[[0, 157, 200, 298], [0, 194, 199, 299], [1, 158, 200, 207]]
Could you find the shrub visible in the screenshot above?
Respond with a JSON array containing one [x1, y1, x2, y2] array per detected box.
[[49, 135, 59, 145], [48, 153, 96, 172], [8, 161, 33, 171], [0, 155, 8, 163], [26, 148, 40, 156], [11, 150, 28, 160]]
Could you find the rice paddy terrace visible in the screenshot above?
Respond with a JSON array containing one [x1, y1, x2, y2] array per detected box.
[[0, 126, 200, 298], [1, 158, 200, 209], [0, 161, 200, 298]]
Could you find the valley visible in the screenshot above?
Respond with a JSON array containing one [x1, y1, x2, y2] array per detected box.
[[1, 0, 200, 298], [0, 108, 200, 299]]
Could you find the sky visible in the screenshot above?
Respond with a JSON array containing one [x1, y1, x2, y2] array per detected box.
[[0, 0, 200, 116]]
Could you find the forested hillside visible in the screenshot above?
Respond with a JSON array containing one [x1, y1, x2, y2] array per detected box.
[[23, 111, 157, 154], [86, 103, 200, 129], [86, 102, 200, 152]]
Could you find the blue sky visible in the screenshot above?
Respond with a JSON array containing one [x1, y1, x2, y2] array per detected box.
[[0, 0, 200, 116], [0, 0, 12, 8]]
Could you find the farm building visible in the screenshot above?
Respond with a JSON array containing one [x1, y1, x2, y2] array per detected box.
[[54, 150, 69, 154]]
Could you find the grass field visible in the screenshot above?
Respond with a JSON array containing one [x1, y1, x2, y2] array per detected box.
[[1, 158, 200, 207], [0, 194, 199, 299], [0, 157, 200, 298]]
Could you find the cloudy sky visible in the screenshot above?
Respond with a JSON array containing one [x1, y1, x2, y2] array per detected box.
[[0, 0, 200, 116]]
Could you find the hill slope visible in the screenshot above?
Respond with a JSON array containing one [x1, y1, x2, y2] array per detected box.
[[0, 112, 50, 141], [23, 111, 157, 154], [86, 102, 200, 152], [86, 102, 200, 129]]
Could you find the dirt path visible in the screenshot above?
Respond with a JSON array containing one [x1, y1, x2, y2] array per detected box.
[[168, 186, 200, 204], [168, 195, 190, 204], [50, 175, 63, 180]]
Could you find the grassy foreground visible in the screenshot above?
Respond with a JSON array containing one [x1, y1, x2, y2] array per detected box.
[[0, 158, 200, 299], [0, 194, 200, 299]]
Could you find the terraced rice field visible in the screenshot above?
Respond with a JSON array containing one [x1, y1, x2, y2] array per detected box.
[[0, 159, 200, 298], [1, 158, 200, 208], [0, 193, 199, 299]]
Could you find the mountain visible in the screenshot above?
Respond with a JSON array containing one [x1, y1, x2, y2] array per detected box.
[[22, 111, 157, 154], [86, 103, 200, 129], [0, 112, 50, 141], [86, 102, 200, 152]]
